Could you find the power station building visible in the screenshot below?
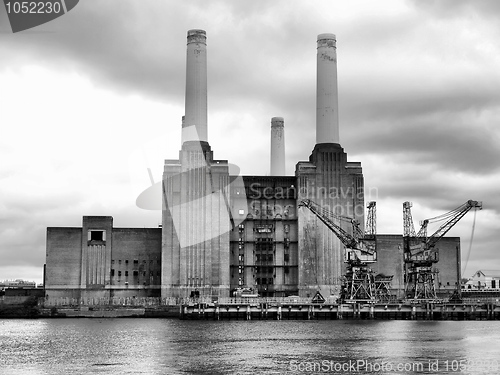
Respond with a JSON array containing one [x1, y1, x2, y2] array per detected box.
[[45, 30, 461, 302]]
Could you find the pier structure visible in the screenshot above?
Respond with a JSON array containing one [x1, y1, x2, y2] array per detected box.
[[179, 298, 500, 321]]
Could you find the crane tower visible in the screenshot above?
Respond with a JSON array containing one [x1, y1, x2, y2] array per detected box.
[[402, 200, 482, 301], [299, 199, 379, 302]]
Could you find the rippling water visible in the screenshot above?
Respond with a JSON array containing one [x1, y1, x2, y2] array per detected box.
[[1, 319, 499, 374]]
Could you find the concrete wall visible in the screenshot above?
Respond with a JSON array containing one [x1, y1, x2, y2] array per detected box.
[[162, 142, 231, 299], [371, 235, 405, 296], [374, 235, 460, 298], [110, 228, 162, 297], [296, 143, 364, 298], [434, 237, 461, 292], [46, 217, 162, 300], [81, 216, 113, 288], [46, 227, 82, 290]]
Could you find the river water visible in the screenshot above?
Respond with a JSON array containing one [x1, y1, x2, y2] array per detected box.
[[0, 319, 499, 374]]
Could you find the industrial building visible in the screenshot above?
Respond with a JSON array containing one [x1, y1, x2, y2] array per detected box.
[[45, 30, 461, 303], [464, 270, 500, 290]]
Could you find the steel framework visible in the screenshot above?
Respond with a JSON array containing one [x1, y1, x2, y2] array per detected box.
[[299, 199, 378, 302], [402, 200, 482, 302]]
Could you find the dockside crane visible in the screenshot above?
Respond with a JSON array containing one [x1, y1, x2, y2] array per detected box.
[[365, 201, 377, 238], [402, 200, 482, 302], [365, 202, 394, 301], [299, 199, 378, 302]]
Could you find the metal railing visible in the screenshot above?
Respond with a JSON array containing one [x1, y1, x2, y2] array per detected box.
[[461, 297, 500, 305], [42, 295, 339, 307], [42, 296, 180, 307]]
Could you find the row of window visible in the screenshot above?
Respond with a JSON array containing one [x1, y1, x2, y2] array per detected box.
[[239, 224, 289, 231], [111, 259, 161, 266], [256, 278, 274, 285], [237, 253, 289, 263], [234, 267, 291, 286], [110, 269, 160, 277], [238, 241, 290, 249], [256, 254, 273, 262], [255, 266, 273, 274]]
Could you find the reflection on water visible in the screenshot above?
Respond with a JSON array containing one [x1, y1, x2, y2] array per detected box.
[[0, 319, 499, 374]]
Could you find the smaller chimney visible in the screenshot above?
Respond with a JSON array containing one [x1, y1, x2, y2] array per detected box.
[[270, 117, 285, 176]]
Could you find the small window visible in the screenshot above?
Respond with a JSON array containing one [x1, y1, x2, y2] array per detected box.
[[142, 271, 146, 277], [118, 271, 122, 277], [89, 230, 105, 241], [110, 269, 115, 277], [111, 260, 115, 264], [284, 266, 289, 274], [133, 259, 139, 264], [118, 260, 122, 265], [125, 271, 129, 277], [125, 260, 129, 264], [284, 254, 289, 262], [133, 271, 139, 276]]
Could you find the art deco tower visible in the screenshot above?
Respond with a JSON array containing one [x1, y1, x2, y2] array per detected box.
[[296, 34, 364, 298], [161, 30, 232, 299]]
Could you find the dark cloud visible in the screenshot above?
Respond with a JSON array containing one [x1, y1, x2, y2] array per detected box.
[[410, 0, 500, 20], [350, 121, 500, 174]]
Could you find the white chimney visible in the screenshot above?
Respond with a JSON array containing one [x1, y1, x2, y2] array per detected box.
[[270, 117, 285, 176], [316, 33, 339, 144], [183, 29, 208, 144]]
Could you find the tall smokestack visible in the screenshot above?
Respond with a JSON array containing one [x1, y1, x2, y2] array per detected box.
[[182, 29, 208, 144], [270, 117, 285, 176], [316, 33, 339, 145]]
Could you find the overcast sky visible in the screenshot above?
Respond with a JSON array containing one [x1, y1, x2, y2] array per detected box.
[[1, 0, 499, 284]]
